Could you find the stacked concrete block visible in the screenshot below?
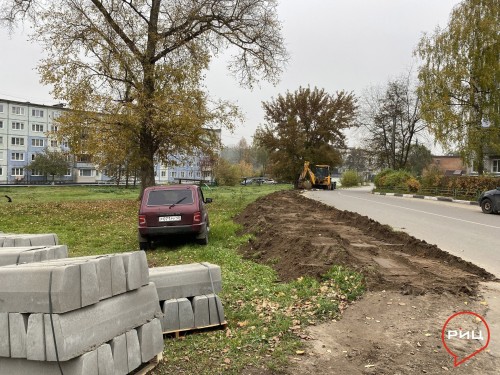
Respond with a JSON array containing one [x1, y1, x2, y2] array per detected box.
[[0, 250, 164, 374], [0, 245, 68, 266], [0, 251, 149, 313], [150, 263, 226, 333], [0, 234, 59, 247], [0, 320, 163, 375], [149, 262, 221, 300]]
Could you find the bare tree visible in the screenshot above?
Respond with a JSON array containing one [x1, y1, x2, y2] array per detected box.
[[361, 74, 426, 170]]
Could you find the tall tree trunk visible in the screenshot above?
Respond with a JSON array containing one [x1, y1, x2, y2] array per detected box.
[[139, 128, 156, 199]]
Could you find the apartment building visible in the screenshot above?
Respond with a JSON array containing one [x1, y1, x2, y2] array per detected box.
[[0, 98, 218, 184]]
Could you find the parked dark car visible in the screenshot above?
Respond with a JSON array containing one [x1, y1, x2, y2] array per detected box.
[[138, 185, 212, 249], [478, 187, 500, 214]]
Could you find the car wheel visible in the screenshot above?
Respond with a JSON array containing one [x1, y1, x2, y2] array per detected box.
[[197, 225, 209, 245], [481, 198, 493, 214], [139, 240, 152, 250]]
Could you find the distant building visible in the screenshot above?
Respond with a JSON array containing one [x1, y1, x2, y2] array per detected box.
[[0, 98, 218, 184], [430, 154, 500, 176], [430, 155, 465, 176]]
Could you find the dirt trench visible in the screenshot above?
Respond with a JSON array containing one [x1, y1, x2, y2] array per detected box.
[[235, 190, 499, 374]]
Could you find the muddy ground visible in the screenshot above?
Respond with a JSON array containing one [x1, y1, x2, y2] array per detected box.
[[235, 190, 499, 374]]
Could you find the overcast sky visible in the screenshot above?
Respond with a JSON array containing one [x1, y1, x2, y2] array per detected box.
[[0, 0, 461, 147]]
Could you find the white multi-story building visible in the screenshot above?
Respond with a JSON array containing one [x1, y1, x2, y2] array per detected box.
[[0, 98, 218, 184]]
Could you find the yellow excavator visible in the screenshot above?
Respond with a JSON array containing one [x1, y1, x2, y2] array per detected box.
[[297, 161, 335, 190]]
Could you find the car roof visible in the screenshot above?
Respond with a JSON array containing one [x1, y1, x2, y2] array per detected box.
[[145, 184, 198, 191]]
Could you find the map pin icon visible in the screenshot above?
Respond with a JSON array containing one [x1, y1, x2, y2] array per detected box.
[[441, 311, 491, 367]]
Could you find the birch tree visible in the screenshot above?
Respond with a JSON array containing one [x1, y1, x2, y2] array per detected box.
[[416, 0, 499, 174]]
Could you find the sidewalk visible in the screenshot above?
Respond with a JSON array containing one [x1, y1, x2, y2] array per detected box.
[[373, 191, 479, 206]]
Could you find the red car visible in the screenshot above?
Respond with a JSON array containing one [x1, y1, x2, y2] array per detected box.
[[138, 185, 212, 249]]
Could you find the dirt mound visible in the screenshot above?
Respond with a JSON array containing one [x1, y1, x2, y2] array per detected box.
[[235, 190, 494, 295]]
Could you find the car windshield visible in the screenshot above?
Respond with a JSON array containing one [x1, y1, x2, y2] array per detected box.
[[147, 189, 194, 206]]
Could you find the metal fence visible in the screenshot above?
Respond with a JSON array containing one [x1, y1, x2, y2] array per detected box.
[[375, 186, 484, 201]]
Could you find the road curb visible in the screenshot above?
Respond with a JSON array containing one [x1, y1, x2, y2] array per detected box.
[[373, 192, 479, 206]]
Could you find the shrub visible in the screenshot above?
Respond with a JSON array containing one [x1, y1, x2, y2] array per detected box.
[[421, 165, 443, 188], [340, 170, 360, 187], [374, 169, 392, 188], [405, 177, 421, 192]]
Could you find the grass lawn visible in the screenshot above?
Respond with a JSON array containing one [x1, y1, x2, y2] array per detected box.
[[0, 184, 364, 374]]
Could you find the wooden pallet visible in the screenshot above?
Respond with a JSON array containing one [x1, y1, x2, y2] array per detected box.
[[163, 321, 228, 339], [134, 352, 163, 375]]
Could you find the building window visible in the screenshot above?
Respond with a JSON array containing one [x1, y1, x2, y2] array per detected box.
[[0, 120, 3, 129], [31, 170, 43, 176], [11, 106, 25, 115], [493, 159, 500, 173], [12, 122, 24, 130], [76, 155, 92, 163], [0, 167, 3, 176], [180, 171, 185, 178], [11, 137, 25, 146], [0, 136, 3, 145], [11, 168, 24, 176], [161, 171, 166, 177], [79, 169, 95, 177], [11, 152, 24, 161], [51, 125, 59, 132], [65, 169, 72, 176], [171, 171, 177, 178], [31, 139, 44, 147], [51, 140, 58, 147], [196, 171, 201, 177], [52, 111, 61, 119], [32, 124, 44, 132], [61, 141, 69, 148], [32, 109, 44, 117]]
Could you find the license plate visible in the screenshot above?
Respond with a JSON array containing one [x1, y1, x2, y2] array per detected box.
[[159, 216, 181, 222]]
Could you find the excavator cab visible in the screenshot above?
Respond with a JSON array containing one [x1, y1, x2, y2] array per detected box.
[[297, 162, 334, 190]]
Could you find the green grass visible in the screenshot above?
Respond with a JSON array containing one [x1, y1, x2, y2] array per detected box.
[[0, 184, 365, 374]]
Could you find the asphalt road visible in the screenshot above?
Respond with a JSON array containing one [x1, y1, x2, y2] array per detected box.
[[304, 186, 500, 278]]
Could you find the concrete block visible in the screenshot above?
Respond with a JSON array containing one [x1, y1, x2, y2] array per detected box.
[[126, 329, 141, 372], [207, 294, 225, 325], [26, 314, 45, 361], [38, 256, 112, 300], [43, 283, 160, 361], [0, 313, 9, 357], [110, 333, 128, 375], [111, 255, 126, 296], [26, 234, 59, 246], [0, 264, 82, 313], [137, 319, 164, 363], [149, 262, 222, 300], [0, 348, 98, 375], [0, 234, 58, 247], [122, 251, 149, 291], [161, 299, 179, 332], [0, 252, 146, 313], [177, 298, 195, 330], [0, 247, 44, 266], [9, 313, 29, 358], [95, 256, 112, 299], [97, 344, 114, 375], [80, 261, 100, 307], [192, 295, 210, 328]]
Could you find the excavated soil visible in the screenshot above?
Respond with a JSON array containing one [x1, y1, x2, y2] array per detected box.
[[235, 190, 499, 374]]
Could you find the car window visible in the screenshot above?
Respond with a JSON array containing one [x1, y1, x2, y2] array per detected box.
[[147, 189, 194, 206]]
